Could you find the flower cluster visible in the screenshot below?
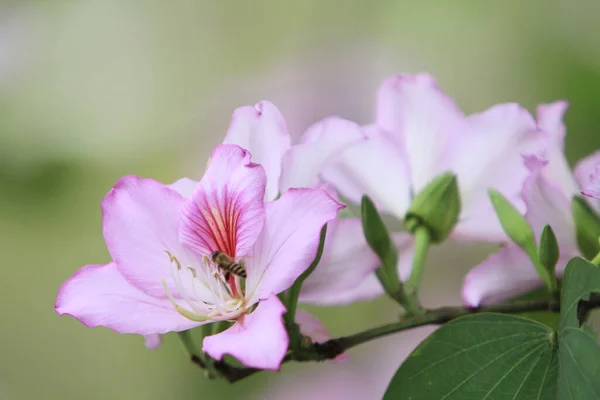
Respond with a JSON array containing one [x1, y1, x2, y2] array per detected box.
[[55, 73, 600, 375]]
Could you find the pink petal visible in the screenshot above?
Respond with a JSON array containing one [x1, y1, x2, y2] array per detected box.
[[535, 101, 580, 196], [144, 334, 162, 349], [452, 104, 543, 241], [279, 117, 365, 193], [298, 218, 380, 305], [522, 158, 577, 250], [320, 125, 412, 218], [246, 188, 344, 300], [582, 165, 600, 200], [168, 177, 198, 198], [224, 101, 291, 201], [55, 263, 200, 334], [462, 245, 573, 306], [295, 310, 347, 362], [179, 144, 266, 258], [376, 73, 466, 192], [202, 295, 288, 370], [102, 175, 198, 298]]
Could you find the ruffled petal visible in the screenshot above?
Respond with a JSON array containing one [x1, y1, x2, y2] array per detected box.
[[246, 188, 344, 300], [522, 157, 577, 250], [375, 73, 466, 192], [224, 101, 291, 201], [296, 310, 347, 362], [55, 263, 200, 334], [462, 246, 573, 306], [279, 117, 365, 193], [102, 175, 199, 298], [535, 101, 580, 197], [179, 144, 266, 258], [168, 177, 198, 198], [320, 125, 412, 218], [202, 295, 288, 370], [299, 218, 380, 305], [452, 103, 543, 241]]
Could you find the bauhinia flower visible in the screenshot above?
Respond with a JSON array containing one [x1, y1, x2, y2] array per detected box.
[[222, 101, 383, 305], [55, 144, 343, 370], [462, 101, 600, 305], [582, 165, 600, 200], [280, 73, 546, 295]]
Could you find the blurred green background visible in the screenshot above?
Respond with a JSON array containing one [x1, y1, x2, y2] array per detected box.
[[1, 1, 600, 399]]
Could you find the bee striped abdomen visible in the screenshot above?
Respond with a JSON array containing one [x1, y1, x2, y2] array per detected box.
[[210, 251, 247, 279]]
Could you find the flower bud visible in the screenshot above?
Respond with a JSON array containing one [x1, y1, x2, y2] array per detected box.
[[538, 224, 559, 292], [488, 188, 536, 252], [572, 196, 600, 259], [404, 172, 461, 243]]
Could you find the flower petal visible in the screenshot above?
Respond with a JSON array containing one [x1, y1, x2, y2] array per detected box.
[[376, 73, 466, 192], [575, 152, 600, 211], [202, 295, 288, 370], [224, 101, 291, 201], [168, 177, 198, 198], [103, 175, 199, 298], [299, 218, 380, 305], [296, 310, 347, 362], [320, 125, 412, 218], [535, 101, 580, 196], [451, 104, 543, 241], [522, 157, 577, 250], [246, 188, 344, 300], [582, 165, 600, 200], [55, 263, 200, 334], [462, 245, 572, 306], [179, 144, 266, 258], [279, 117, 365, 193]]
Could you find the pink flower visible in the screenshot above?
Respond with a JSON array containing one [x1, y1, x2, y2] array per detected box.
[[223, 101, 383, 305], [55, 144, 343, 370], [582, 165, 600, 200], [462, 101, 600, 306], [281, 73, 546, 298]]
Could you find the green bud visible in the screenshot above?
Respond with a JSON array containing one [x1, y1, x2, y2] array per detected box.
[[572, 196, 600, 259], [488, 188, 536, 253], [361, 195, 401, 299], [404, 172, 461, 243], [538, 224, 559, 292]]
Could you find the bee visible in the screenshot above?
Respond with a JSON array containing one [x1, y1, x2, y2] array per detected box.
[[210, 251, 247, 280]]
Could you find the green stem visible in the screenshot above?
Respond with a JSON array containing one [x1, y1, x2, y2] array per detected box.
[[285, 224, 328, 327], [196, 294, 600, 383], [404, 226, 430, 313]]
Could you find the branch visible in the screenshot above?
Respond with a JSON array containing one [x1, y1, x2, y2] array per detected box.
[[188, 293, 600, 383]]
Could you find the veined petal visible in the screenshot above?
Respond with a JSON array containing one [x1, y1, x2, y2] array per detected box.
[[55, 263, 200, 334], [246, 188, 344, 301], [168, 177, 198, 198], [320, 126, 412, 218], [462, 246, 573, 306], [102, 175, 200, 298], [376, 73, 466, 192], [522, 157, 577, 250], [299, 218, 380, 305], [180, 144, 266, 258], [202, 295, 288, 370], [224, 101, 291, 201], [296, 310, 347, 362], [452, 104, 543, 241], [536, 101, 580, 196], [575, 152, 600, 210], [279, 117, 365, 193]]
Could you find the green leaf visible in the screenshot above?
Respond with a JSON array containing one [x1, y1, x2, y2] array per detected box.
[[572, 196, 600, 259], [361, 195, 400, 296], [384, 313, 558, 400], [538, 224, 559, 292], [557, 257, 600, 399]]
